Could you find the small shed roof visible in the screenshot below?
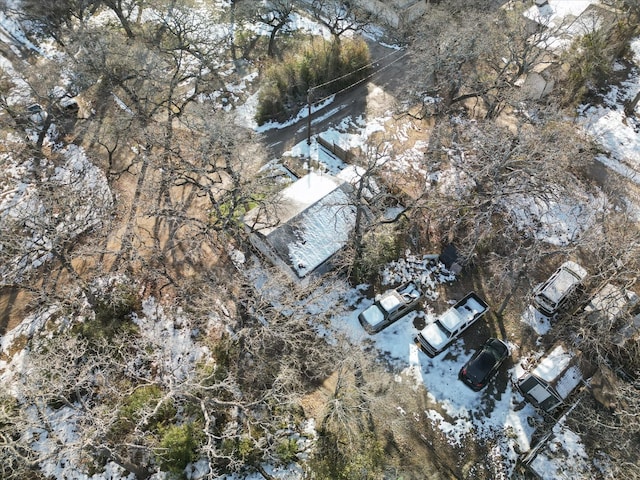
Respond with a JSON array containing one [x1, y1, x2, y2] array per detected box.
[[584, 283, 635, 323], [523, 0, 598, 29]]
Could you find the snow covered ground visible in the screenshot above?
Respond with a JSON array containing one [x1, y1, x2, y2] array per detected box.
[[2, 2, 634, 479], [580, 37, 640, 186], [332, 256, 540, 478]]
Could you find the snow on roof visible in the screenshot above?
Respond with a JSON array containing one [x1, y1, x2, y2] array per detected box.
[[336, 164, 382, 199], [584, 283, 634, 322], [380, 292, 403, 311], [523, 0, 603, 51], [439, 308, 464, 332], [360, 304, 385, 329], [245, 171, 345, 236], [286, 184, 356, 277], [532, 345, 574, 383], [529, 344, 585, 401], [523, 0, 599, 29], [419, 322, 449, 350], [554, 365, 583, 400], [541, 263, 584, 304], [244, 171, 358, 278]]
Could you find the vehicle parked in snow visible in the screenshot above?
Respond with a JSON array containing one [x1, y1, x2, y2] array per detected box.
[[358, 281, 422, 334], [415, 292, 489, 357], [26, 103, 47, 125], [517, 343, 592, 412], [533, 261, 587, 316], [458, 338, 510, 391], [580, 282, 640, 347]]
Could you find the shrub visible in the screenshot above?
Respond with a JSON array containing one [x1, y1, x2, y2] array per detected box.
[[113, 385, 176, 437], [560, 22, 633, 106], [156, 423, 203, 475], [95, 283, 142, 324], [220, 435, 261, 467], [309, 431, 385, 480], [352, 226, 403, 285], [256, 37, 371, 125], [276, 438, 299, 464], [76, 282, 141, 341]]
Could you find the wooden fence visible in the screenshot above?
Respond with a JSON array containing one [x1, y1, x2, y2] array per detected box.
[[317, 136, 354, 163]]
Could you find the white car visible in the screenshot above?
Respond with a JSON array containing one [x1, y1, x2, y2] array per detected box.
[[533, 261, 587, 316]]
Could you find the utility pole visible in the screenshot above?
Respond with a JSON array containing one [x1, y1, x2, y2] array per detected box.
[[306, 87, 313, 145]]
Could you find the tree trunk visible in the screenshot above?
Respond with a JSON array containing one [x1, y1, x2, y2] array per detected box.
[[105, 1, 135, 38], [267, 28, 279, 58], [624, 90, 640, 118], [103, 449, 152, 480], [257, 464, 277, 480]]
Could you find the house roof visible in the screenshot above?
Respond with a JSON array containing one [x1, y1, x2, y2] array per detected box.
[[243, 171, 358, 278], [523, 0, 599, 30], [245, 171, 345, 236], [523, 1, 608, 51]]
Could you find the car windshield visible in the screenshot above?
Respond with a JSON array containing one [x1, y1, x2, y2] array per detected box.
[[467, 351, 496, 378], [537, 293, 556, 310], [439, 308, 463, 333]]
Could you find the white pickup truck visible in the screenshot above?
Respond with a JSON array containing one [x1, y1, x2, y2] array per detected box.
[[415, 292, 489, 357], [358, 282, 422, 334]]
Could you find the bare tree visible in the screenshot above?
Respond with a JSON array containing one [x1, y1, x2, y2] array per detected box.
[[0, 395, 39, 480], [0, 142, 113, 309], [569, 386, 640, 480], [101, 0, 140, 38], [405, 114, 596, 313], [16, 0, 99, 46], [309, 341, 385, 479], [308, 0, 373, 45], [555, 207, 640, 375], [407, 2, 568, 117], [253, 0, 294, 58]]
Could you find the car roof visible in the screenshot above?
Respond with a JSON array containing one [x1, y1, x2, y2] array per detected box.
[[540, 266, 582, 303]]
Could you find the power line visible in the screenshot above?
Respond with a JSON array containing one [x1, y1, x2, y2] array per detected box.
[[309, 47, 406, 92], [305, 48, 409, 144], [312, 50, 410, 105]]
